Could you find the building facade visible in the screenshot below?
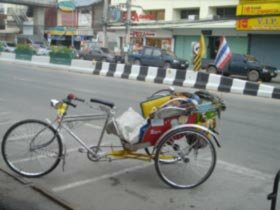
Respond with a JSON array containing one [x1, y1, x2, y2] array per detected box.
[[109, 0, 280, 68]]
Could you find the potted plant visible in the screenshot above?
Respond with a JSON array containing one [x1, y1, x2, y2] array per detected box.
[[49, 45, 74, 65], [15, 43, 34, 61]]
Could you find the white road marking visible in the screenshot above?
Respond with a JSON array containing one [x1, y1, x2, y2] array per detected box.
[[85, 123, 102, 129], [52, 159, 274, 193], [11, 147, 81, 164], [216, 160, 273, 181], [0, 121, 13, 126], [0, 112, 10, 116], [52, 163, 153, 192]]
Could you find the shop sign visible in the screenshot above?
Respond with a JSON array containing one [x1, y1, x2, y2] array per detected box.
[[122, 11, 156, 22], [61, 11, 78, 27], [239, 0, 280, 4], [130, 31, 156, 37], [236, 16, 280, 30], [237, 3, 280, 15]]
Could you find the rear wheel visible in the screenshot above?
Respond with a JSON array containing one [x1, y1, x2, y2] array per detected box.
[[247, 70, 260, 82], [263, 75, 272, 82], [207, 66, 217, 74], [164, 62, 171, 69], [1, 119, 63, 177], [154, 128, 216, 189]]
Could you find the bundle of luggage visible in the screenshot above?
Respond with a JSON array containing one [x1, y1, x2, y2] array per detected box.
[[107, 89, 226, 145]]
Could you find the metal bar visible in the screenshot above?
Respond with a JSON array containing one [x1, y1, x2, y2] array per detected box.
[[61, 124, 95, 154], [268, 169, 280, 210], [63, 114, 107, 122]]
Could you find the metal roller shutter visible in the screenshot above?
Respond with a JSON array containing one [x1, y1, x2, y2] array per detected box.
[[249, 35, 280, 69]]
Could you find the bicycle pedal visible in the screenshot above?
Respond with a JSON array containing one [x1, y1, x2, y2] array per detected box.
[[78, 148, 87, 153]]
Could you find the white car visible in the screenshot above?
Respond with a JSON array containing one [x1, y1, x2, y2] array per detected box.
[[36, 47, 50, 56], [0, 41, 15, 53]]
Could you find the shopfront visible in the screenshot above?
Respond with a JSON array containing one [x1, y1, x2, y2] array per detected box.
[[236, 0, 280, 68], [115, 29, 173, 52]]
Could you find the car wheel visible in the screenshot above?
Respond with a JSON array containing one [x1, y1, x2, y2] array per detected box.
[[207, 66, 217, 74], [263, 75, 272, 82], [80, 56, 84, 60], [101, 58, 107, 63], [164, 62, 171, 69], [133, 59, 141, 65], [247, 70, 260, 82]]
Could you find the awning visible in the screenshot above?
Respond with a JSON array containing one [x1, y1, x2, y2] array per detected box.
[[74, 0, 102, 7], [48, 26, 75, 36]]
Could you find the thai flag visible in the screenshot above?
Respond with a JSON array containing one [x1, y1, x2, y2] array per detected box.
[[214, 36, 232, 69]]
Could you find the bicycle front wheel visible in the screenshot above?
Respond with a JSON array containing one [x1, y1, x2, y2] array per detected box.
[[155, 127, 216, 189], [2, 119, 63, 177]]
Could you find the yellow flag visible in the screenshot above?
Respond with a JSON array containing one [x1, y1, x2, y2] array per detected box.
[[198, 33, 205, 58], [193, 33, 206, 71]]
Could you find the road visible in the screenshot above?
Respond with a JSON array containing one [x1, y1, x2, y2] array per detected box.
[[0, 61, 279, 210]]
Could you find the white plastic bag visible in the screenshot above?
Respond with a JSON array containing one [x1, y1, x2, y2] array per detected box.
[[115, 107, 145, 144]]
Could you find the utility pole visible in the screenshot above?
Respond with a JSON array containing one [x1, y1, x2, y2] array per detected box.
[[103, 0, 109, 48], [125, 0, 131, 64]]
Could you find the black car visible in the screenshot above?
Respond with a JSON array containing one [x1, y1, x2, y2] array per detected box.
[[203, 53, 278, 82], [128, 46, 189, 70], [78, 47, 123, 63]]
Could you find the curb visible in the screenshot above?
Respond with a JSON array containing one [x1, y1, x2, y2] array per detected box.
[[1, 53, 279, 100], [0, 168, 81, 210], [93, 61, 280, 100]]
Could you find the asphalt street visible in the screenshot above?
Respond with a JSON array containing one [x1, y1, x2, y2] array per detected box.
[[0, 61, 280, 210]]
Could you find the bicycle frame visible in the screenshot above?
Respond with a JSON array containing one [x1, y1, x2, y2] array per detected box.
[[48, 103, 122, 158]]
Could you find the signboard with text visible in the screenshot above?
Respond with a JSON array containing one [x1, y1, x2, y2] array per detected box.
[[236, 0, 280, 30], [236, 16, 280, 30], [237, 3, 280, 15]]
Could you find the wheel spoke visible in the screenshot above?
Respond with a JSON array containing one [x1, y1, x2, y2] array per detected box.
[[2, 120, 62, 177], [155, 128, 216, 189]]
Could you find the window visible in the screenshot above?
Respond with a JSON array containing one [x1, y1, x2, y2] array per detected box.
[[180, 9, 199, 19], [80, 9, 90, 14], [153, 49, 162, 57], [216, 7, 236, 18], [144, 48, 153, 56]]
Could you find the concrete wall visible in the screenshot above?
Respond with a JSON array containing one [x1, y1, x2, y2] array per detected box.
[[111, 0, 239, 21]]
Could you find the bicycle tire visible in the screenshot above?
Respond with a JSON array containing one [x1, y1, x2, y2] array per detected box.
[[2, 119, 63, 177], [154, 127, 216, 189]]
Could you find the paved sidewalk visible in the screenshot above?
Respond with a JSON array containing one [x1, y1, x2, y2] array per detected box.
[[0, 168, 80, 210]]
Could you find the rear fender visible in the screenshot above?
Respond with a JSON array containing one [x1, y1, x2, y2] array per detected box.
[[152, 124, 221, 154]]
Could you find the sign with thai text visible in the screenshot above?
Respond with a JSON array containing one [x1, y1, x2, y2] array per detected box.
[[130, 31, 156, 37], [237, 3, 280, 15], [236, 16, 280, 30], [122, 11, 155, 22]]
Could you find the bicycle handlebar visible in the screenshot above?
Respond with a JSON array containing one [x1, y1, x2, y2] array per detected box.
[[90, 98, 115, 108], [67, 93, 85, 102]]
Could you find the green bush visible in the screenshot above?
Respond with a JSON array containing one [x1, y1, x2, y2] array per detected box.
[[50, 45, 73, 54], [49, 45, 73, 65], [15, 43, 33, 53]]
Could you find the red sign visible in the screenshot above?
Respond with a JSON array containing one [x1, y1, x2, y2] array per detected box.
[[61, 11, 78, 26], [131, 31, 156, 37], [122, 11, 155, 22]]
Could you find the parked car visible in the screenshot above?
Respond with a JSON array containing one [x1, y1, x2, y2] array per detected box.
[[78, 47, 122, 63], [35, 44, 50, 56], [203, 53, 278, 82], [0, 41, 15, 53], [128, 46, 189, 70]]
